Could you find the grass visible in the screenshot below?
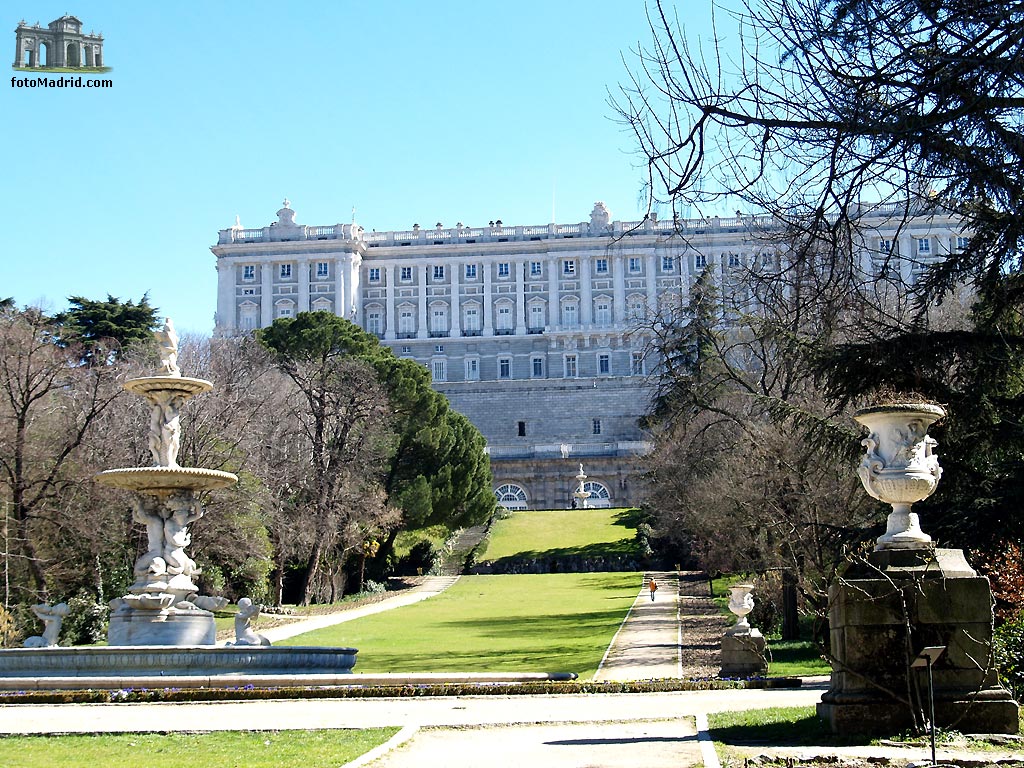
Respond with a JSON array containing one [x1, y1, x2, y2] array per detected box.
[[480, 507, 640, 562], [0, 729, 400, 768], [278, 572, 642, 677], [767, 639, 830, 676], [708, 705, 867, 747]]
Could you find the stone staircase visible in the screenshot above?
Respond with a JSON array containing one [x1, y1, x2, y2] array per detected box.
[[435, 523, 490, 576]]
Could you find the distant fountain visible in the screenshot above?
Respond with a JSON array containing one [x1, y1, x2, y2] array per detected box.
[[572, 463, 591, 509]]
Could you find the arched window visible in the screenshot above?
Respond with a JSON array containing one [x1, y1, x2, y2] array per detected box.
[[561, 299, 579, 327], [239, 301, 259, 331], [582, 481, 611, 508], [495, 483, 528, 510]]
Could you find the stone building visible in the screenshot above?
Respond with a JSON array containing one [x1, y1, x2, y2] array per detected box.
[[13, 16, 104, 69], [212, 200, 964, 510]]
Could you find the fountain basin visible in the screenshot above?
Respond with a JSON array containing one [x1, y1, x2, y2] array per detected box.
[[96, 467, 237, 493], [0, 645, 358, 680]]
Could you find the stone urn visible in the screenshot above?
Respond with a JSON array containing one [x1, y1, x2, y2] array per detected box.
[[854, 403, 945, 550], [727, 583, 756, 636]]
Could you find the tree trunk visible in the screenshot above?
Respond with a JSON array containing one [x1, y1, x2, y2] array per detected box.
[[299, 537, 325, 606], [782, 568, 800, 640]]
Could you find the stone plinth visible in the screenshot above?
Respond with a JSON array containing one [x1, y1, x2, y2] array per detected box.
[[107, 607, 216, 646], [817, 548, 1019, 734], [720, 630, 767, 678]]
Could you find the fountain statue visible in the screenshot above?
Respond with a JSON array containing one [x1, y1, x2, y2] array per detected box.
[[94, 318, 238, 644], [23, 603, 70, 648]]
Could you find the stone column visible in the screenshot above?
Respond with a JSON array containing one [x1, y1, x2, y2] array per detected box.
[[349, 254, 362, 324], [482, 262, 494, 335], [612, 255, 627, 324], [335, 259, 346, 319], [297, 260, 311, 313], [452, 261, 462, 337], [215, 261, 235, 333], [580, 256, 593, 326], [645, 253, 658, 317], [417, 265, 428, 338], [342, 256, 356, 319], [515, 260, 527, 334], [384, 264, 396, 340], [547, 258, 559, 329], [260, 263, 274, 328]]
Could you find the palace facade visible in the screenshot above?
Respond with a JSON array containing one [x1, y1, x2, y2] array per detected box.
[[212, 200, 964, 510]]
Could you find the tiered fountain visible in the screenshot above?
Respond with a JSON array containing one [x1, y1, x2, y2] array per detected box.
[[572, 463, 591, 509], [96, 319, 236, 644], [0, 320, 357, 688]]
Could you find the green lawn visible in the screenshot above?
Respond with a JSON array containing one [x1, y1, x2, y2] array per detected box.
[[0, 729, 399, 768], [279, 572, 641, 677], [481, 507, 640, 562]]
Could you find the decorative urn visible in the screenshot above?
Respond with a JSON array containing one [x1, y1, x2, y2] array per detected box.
[[853, 403, 945, 550], [727, 584, 756, 636]]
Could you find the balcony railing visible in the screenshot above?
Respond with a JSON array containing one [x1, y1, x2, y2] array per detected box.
[[494, 328, 513, 336], [429, 330, 450, 338], [462, 329, 482, 337]]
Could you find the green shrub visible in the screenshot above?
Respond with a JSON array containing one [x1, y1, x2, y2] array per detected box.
[[59, 595, 109, 646], [993, 610, 1024, 699]]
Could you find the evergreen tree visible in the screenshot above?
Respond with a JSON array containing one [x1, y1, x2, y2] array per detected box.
[[52, 294, 159, 364]]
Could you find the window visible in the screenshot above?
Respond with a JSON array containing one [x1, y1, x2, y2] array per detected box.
[[956, 236, 969, 250], [465, 358, 480, 380], [496, 304, 513, 331], [316, 261, 329, 277], [463, 306, 480, 332], [279, 263, 292, 279], [629, 299, 645, 319], [367, 311, 382, 336], [628, 257, 641, 273], [517, 421, 527, 437], [431, 360, 447, 382], [368, 267, 381, 282], [595, 300, 611, 325], [433, 265, 445, 280], [562, 259, 576, 276], [564, 354, 578, 378], [242, 265, 255, 281], [661, 255, 674, 272], [878, 239, 893, 254], [401, 345, 411, 354], [465, 263, 477, 279], [917, 238, 931, 254], [498, 262, 510, 278], [562, 302, 578, 327], [242, 288, 256, 296], [631, 351, 645, 376], [529, 304, 545, 330], [598, 353, 610, 375], [399, 309, 415, 335], [592, 418, 602, 435], [499, 357, 512, 379], [400, 266, 413, 281], [530, 261, 542, 277], [694, 254, 707, 269], [495, 483, 528, 510], [430, 306, 448, 335], [531, 356, 544, 378], [728, 253, 741, 267], [434, 344, 445, 353], [595, 258, 608, 274]]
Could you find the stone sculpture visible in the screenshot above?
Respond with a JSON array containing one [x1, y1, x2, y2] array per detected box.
[[23, 602, 70, 647], [153, 317, 181, 377], [228, 598, 271, 647]]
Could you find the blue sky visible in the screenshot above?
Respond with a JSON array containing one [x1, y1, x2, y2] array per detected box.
[[2, 1, 727, 335]]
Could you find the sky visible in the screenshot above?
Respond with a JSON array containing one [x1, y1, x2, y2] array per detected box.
[[2, 1, 729, 336]]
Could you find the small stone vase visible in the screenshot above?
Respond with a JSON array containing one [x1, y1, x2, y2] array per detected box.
[[854, 403, 945, 550]]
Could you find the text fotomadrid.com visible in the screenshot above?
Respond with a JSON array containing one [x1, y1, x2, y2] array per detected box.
[[11, 75, 113, 88]]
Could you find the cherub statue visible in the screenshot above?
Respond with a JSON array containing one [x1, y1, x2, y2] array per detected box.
[[147, 394, 182, 467], [227, 597, 271, 646], [23, 602, 70, 647], [154, 317, 181, 377]]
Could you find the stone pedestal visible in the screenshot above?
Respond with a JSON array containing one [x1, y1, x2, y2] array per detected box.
[[107, 607, 215, 646], [817, 548, 1019, 734], [720, 630, 767, 678]]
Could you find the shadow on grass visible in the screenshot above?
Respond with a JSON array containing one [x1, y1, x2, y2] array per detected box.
[[490, 540, 638, 566], [709, 711, 874, 747], [612, 508, 649, 529]]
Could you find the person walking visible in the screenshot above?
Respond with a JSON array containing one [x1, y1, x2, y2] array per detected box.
[[648, 577, 658, 601]]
